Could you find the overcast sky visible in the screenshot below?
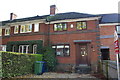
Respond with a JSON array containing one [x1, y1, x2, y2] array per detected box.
[[0, 0, 119, 21]]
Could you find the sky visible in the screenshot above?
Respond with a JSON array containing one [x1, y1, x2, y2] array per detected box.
[[0, 0, 119, 21]]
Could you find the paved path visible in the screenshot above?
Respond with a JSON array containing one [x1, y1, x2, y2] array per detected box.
[[15, 72, 102, 80]]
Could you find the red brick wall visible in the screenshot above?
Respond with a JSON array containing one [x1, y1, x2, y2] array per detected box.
[[1, 20, 100, 66], [49, 20, 100, 64], [100, 25, 116, 60]]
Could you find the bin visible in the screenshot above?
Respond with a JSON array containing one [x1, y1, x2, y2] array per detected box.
[[34, 61, 45, 75]]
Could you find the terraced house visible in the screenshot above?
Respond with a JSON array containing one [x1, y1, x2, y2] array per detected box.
[[0, 5, 119, 73]]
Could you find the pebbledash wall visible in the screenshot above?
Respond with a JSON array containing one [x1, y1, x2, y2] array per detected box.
[[0, 5, 119, 72]]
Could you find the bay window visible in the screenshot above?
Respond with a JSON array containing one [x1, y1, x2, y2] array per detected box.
[[52, 44, 70, 57]]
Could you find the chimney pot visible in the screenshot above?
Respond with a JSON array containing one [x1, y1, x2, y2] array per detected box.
[[10, 13, 17, 20]]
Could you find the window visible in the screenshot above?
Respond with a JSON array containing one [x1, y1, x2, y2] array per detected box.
[[116, 26, 120, 34], [54, 23, 67, 31], [19, 45, 29, 53], [0, 28, 2, 36], [34, 23, 39, 32], [52, 44, 70, 57], [0, 45, 6, 51], [5, 28, 10, 35], [77, 22, 87, 30], [14, 26, 19, 34], [33, 45, 37, 54], [12, 46, 15, 52], [20, 24, 32, 33]]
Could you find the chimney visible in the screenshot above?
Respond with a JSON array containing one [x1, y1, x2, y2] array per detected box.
[[10, 13, 17, 20], [50, 5, 56, 15]]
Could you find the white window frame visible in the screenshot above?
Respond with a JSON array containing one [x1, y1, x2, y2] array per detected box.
[[12, 46, 15, 52], [34, 23, 39, 32], [19, 45, 29, 53], [20, 24, 32, 33], [5, 28, 10, 36], [14, 25, 19, 34], [33, 45, 37, 54], [116, 26, 120, 34], [0, 28, 2, 36], [0, 45, 6, 51]]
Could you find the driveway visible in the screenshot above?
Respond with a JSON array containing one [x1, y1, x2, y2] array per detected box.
[[14, 72, 104, 80]]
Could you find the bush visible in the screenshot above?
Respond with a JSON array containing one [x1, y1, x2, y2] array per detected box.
[[1, 51, 42, 78], [42, 46, 57, 72]]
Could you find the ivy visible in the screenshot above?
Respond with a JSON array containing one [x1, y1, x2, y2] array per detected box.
[[6, 40, 43, 54]]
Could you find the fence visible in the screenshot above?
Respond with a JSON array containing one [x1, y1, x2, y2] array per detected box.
[[102, 60, 118, 79]]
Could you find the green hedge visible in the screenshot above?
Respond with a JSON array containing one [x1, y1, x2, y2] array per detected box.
[[1, 51, 42, 78]]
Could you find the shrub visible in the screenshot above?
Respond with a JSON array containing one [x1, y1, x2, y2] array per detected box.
[[1, 51, 42, 78], [42, 46, 57, 72]]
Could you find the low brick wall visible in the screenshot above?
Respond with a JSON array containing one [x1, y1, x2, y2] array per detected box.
[[102, 60, 118, 79]]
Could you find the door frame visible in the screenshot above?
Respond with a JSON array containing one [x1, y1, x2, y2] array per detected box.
[[75, 42, 91, 65]]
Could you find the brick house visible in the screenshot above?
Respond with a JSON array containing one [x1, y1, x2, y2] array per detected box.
[[0, 5, 119, 73]]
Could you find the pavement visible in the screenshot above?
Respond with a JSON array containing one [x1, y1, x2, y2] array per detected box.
[[14, 72, 103, 80]]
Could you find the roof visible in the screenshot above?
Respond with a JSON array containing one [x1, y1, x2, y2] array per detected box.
[[2, 15, 48, 25], [100, 13, 120, 24], [2, 12, 99, 25], [1, 12, 119, 25], [46, 12, 99, 21]]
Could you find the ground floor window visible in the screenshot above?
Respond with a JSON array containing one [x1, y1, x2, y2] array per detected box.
[[19, 45, 29, 53], [0, 45, 6, 51], [52, 44, 70, 57], [33, 45, 37, 54], [12, 45, 15, 52], [101, 48, 110, 60]]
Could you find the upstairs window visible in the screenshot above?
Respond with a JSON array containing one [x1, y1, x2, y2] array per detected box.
[[20, 24, 32, 33], [116, 26, 120, 34], [77, 22, 87, 30], [54, 23, 67, 31], [0, 28, 2, 36], [14, 26, 19, 34], [34, 23, 39, 32], [5, 28, 10, 36], [52, 44, 70, 57]]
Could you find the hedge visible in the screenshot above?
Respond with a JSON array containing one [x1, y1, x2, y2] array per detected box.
[[0, 51, 43, 78]]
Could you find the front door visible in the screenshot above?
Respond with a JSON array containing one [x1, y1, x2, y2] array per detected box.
[[79, 44, 88, 64]]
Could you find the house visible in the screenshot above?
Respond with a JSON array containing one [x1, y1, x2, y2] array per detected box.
[[99, 14, 120, 61], [0, 5, 119, 73]]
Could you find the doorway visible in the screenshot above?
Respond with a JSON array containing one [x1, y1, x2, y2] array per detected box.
[[101, 48, 110, 60]]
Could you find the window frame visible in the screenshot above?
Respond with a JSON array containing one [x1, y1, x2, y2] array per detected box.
[[20, 24, 32, 33], [52, 44, 70, 57], [116, 25, 120, 34], [33, 44, 37, 54], [14, 25, 19, 34], [34, 23, 39, 32], [5, 28, 10, 36], [19, 45, 29, 53], [54, 23, 67, 31], [0, 28, 2, 36], [76, 21, 87, 30]]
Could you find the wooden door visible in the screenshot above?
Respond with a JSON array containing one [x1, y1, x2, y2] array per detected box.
[[79, 44, 88, 64]]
